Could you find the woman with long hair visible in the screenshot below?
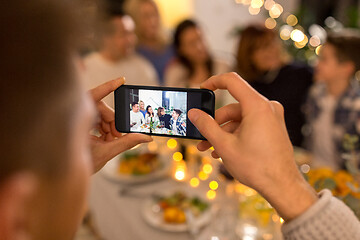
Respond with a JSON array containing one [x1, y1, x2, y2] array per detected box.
[[165, 19, 232, 107], [236, 24, 313, 147]]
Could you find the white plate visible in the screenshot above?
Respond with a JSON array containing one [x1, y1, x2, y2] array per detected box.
[[101, 153, 172, 185], [142, 188, 212, 232]]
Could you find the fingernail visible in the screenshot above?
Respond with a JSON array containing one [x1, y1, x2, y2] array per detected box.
[[188, 109, 199, 122], [120, 77, 126, 84]]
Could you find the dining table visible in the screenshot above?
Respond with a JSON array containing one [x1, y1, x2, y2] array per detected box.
[[88, 138, 287, 240]]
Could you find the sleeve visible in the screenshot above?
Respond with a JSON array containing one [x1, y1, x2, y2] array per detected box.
[[281, 189, 360, 240]]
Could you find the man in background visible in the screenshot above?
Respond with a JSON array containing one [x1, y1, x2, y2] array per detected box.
[[130, 102, 145, 130], [84, 12, 158, 108]]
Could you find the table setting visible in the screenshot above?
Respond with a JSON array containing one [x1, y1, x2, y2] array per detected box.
[[89, 138, 359, 240]]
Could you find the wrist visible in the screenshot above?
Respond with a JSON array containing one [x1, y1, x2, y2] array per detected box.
[[259, 168, 318, 222]]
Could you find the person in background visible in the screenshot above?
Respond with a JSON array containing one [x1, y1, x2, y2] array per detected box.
[[236, 24, 313, 147], [83, 11, 158, 108], [139, 100, 147, 117], [164, 19, 233, 107], [130, 102, 145, 130], [125, 0, 174, 85], [158, 107, 171, 129], [170, 109, 186, 136], [144, 105, 156, 123], [304, 32, 360, 170]]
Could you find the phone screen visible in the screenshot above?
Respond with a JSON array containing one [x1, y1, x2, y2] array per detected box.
[[115, 85, 215, 140]]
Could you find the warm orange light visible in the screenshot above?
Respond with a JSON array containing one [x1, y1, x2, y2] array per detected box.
[[286, 14, 298, 26], [269, 4, 283, 18], [206, 190, 216, 200], [167, 139, 177, 149], [175, 170, 185, 181], [209, 181, 219, 190], [190, 177, 200, 187], [173, 152, 183, 162], [198, 171, 209, 181], [265, 18, 276, 29], [248, 6, 261, 15], [203, 163, 213, 175]]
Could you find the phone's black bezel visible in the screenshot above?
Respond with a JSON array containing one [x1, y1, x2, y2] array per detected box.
[[115, 85, 215, 140]]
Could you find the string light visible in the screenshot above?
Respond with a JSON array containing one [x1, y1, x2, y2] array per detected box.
[[291, 29, 305, 42], [309, 36, 321, 47], [199, 171, 209, 180], [286, 14, 298, 26], [280, 27, 292, 40], [264, 0, 275, 10], [265, 17, 276, 29], [315, 45, 322, 55], [251, 0, 264, 9], [248, 6, 261, 15], [269, 3, 283, 18]]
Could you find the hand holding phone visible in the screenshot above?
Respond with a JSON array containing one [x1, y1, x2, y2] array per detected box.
[[114, 85, 215, 140]]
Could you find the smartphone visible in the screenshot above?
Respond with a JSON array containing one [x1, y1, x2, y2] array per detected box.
[[114, 85, 215, 140]]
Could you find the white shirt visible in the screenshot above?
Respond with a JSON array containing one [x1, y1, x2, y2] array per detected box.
[[130, 111, 145, 131], [83, 52, 159, 108], [311, 94, 338, 170]]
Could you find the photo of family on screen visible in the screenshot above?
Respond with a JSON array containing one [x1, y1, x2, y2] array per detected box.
[[129, 89, 187, 136]]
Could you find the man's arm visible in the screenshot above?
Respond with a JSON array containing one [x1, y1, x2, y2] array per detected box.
[[188, 72, 360, 239]]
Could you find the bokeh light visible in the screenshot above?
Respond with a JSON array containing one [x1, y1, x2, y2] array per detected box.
[[265, 17, 277, 29], [173, 152, 183, 161], [209, 180, 219, 190], [264, 0, 275, 10], [206, 190, 217, 200], [203, 163, 213, 174], [167, 139, 177, 149], [291, 29, 305, 42], [199, 171, 209, 181], [175, 170, 185, 181], [309, 36, 321, 47], [190, 177, 200, 187], [286, 14, 298, 26], [248, 6, 261, 15], [279, 25, 292, 40], [269, 3, 283, 18], [251, 0, 264, 8], [315, 45, 322, 55]]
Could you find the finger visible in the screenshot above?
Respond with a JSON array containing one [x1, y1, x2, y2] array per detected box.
[[197, 121, 239, 151], [200, 72, 267, 115], [211, 151, 220, 159], [110, 121, 123, 138], [215, 103, 242, 125], [101, 121, 111, 134], [104, 133, 153, 159], [89, 77, 125, 102], [188, 109, 233, 149], [198, 141, 212, 151], [97, 101, 115, 123]]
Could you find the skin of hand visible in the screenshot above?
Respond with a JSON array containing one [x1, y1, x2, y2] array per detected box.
[[188, 72, 318, 222], [88, 77, 153, 173]]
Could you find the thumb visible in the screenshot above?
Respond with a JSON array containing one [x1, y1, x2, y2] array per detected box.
[[188, 109, 229, 146], [106, 133, 153, 157]]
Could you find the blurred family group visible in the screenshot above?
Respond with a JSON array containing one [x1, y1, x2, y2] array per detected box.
[[130, 100, 186, 136], [83, 0, 360, 170]]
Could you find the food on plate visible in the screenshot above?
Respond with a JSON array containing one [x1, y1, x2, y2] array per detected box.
[[156, 191, 209, 224], [118, 152, 161, 175]]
